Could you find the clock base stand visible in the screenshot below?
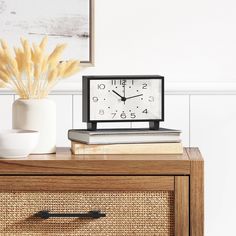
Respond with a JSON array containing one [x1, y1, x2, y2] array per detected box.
[[149, 121, 160, 130], [87, 122, 97, 131]]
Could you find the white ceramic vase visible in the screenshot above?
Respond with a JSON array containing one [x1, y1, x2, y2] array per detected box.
[[12, 99, 56, 154]]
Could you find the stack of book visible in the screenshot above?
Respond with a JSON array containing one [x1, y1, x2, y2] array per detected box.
[[68, 128, 183, 154]]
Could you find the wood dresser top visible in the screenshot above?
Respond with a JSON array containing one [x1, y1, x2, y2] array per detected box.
[[0, 147, 203, 175]]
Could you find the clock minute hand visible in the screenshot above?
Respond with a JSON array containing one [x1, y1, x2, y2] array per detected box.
[[126, 94, 143, 100]]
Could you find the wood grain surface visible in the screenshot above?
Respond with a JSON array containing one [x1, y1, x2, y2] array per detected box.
[[0, 148, 190, 175], [0, 176, 174, 191], [187, 148, 204, 236], [175, 176, 189, 236]]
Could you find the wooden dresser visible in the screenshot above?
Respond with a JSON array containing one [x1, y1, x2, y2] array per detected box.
[[0, 147, 203, 236]]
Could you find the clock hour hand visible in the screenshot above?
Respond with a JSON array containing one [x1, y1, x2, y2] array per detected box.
[[126, 94, 143, 100], [112, 90, 126, 101]]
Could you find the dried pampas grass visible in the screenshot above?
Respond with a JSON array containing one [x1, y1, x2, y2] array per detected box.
[[0, 37, 80, 99]]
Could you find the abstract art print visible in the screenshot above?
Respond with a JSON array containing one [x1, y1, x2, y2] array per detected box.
[[0, 0, 94, 65]]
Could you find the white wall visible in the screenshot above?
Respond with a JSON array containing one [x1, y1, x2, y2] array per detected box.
[[78, 0, 236, 83]]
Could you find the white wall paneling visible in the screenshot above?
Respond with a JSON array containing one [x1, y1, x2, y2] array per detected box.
[[73, 95, 87, 129], [191, 95, 236, 236], [162, 95, 190, 146], [49, 95, 73, 147], [97, 122, 131, 129], [0, 95, 14, 130]]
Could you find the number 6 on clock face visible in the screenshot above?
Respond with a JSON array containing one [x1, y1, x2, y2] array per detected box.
[[82, 75, 164, 125]]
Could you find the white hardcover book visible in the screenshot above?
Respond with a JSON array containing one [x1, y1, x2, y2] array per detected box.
[[68, 128, 181, 145]]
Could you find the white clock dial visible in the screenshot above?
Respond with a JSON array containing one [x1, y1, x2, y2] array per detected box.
[[89, 79, 162, 121]]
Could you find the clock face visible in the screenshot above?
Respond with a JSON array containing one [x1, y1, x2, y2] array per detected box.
[[89, 78, 163, 121]]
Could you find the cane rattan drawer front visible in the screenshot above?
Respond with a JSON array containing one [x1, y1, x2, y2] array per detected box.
[[0, 191, 175, 236]]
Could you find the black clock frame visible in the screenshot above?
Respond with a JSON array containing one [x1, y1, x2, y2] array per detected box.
[[82, 75, 164, 130]]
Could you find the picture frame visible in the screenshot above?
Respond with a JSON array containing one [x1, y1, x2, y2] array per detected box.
[[0, 0, 94, 66]]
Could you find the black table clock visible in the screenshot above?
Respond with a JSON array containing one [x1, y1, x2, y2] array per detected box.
[[82, 75, 164, 130]]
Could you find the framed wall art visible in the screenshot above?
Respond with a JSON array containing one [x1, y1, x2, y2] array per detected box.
[[0, 0, 94, 65]]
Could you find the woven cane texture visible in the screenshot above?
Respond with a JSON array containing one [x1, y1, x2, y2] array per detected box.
[[0, 191, 174, 236]]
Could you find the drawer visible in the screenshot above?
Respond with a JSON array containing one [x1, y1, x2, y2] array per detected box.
[[0, 176, 189, 236], [0, 191, 174, 236]]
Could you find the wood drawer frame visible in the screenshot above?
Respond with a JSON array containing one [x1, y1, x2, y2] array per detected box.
[[0, 147, 204, 236]]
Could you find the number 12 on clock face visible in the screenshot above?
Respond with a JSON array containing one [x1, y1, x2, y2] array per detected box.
[[84, 76, 164, 122]]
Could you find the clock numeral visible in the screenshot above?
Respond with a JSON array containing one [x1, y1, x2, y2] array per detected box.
[[130, 113, 136, 119], [120, 112, 127, 119], [120, 80, 127, 86], [111, 112, 116, 118], [148, 96, 154, 102], [99, 109, 104, 115], [92, 97, 99, 102], [131, 80, 134, 85], [97, 84, 105, 89], [111, 80, 116, 85], [142, 83, 147, 89], [142, 109, 148, 114]]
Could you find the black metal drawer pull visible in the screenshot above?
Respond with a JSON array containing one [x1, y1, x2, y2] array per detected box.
[[36, 210, 106, 219]]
